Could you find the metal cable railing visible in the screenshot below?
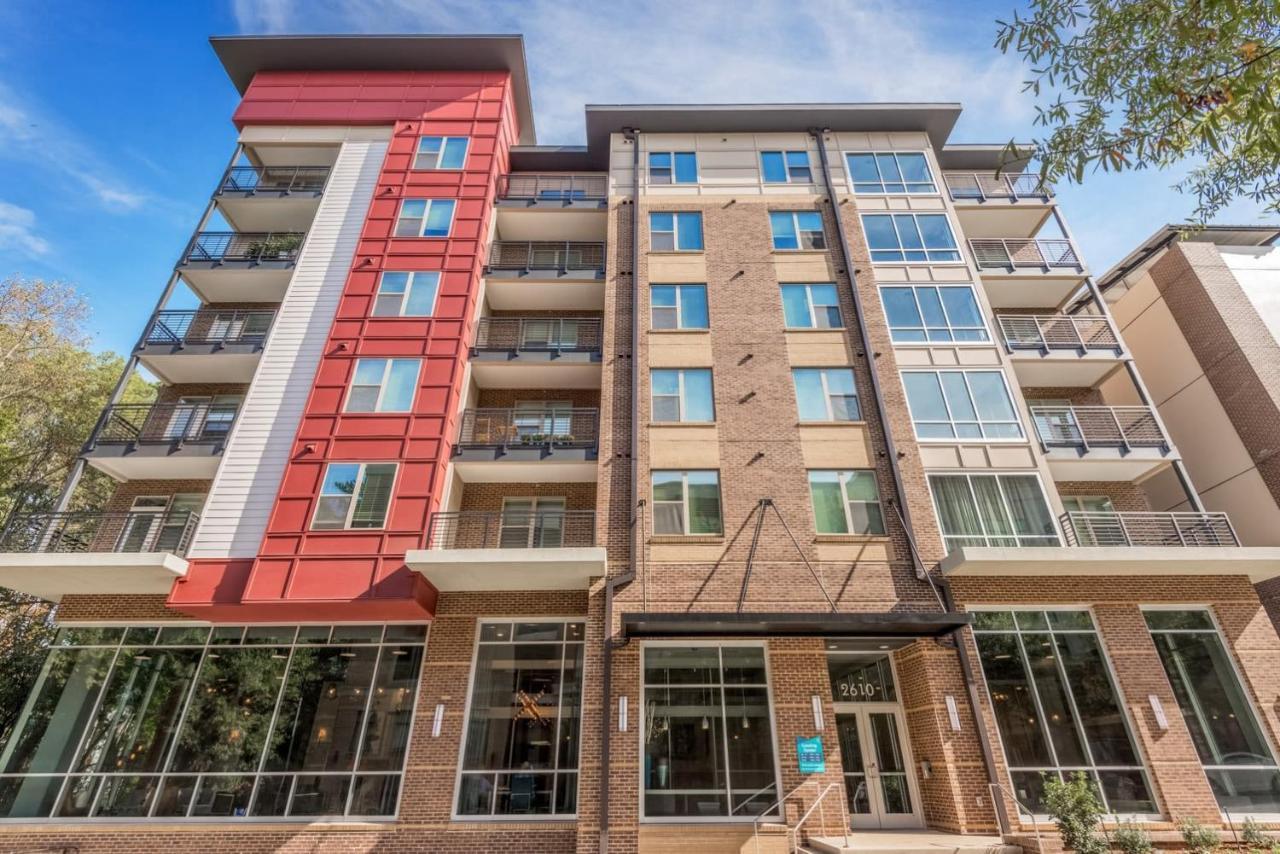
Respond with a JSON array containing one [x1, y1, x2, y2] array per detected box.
[[426, 510, 597, 550], [0, 509, 201, 555], [998, 314, 1119, 351], [1031, 405, 1167, 450], [141, 309, 275, 347], [182, 231, 305, 263], [944, 172, 1052, 200], [969, 238, 1080, 270], [472, 318, 602, 353], [487, 241, 605, 271], [497, 173, 608, 201], [91, 402, 240, 446], [218, 165, 330, 194], [1061, 511, 1239, 547], [456, 407, 599, 448]]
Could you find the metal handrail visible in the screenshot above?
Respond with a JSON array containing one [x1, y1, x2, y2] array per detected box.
[[456, 407, 599, 448], [90, 402, 240, 446], [0, 509, 201, 556], [969, 238, 1081, 270], [486, 241, 606, 271], [988, 780, 1043, 847], [998, 313, 1120, 352], [182, 231, 306, 263], [218, 165, 330, 194], [790, 781, 849, 853], [425, 510, 597, 550], [944, 172, 1052, 200], [1030, 405, 1167, 451], [752, 779, 819, 854], [1061, 511, 1240, 547], [497, 173, 608, 200], [472, 317, 603, 353], [140, 309, 275, 347]]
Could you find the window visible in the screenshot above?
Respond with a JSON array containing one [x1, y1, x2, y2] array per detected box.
[[394, 199, 456, 238], [846, 152, 936, 194], [1145, 609, 1280, 814], [902, 370, 1022, 440], [928, 473, 1059, 550], [972, 609, 1154, 816], [414, 136, 469, 170], [649, 151, 697, 184], [809, 470, 885, 535], [861, 214, 960, 263], [652, 471, 722, 535], [761, 150, 811, 183], [881, 285, 988, 343], [781, 284, 842, 329], [0, 623, 426, 820], [1061, 495, 1114, 514], [456, 620, 585, 817], [346, 359, 421, 413], [312, 463, 397, 530], [651, 369, 714, 423], [793, 368, 860, 421], [373, 271, 440, 317], [499, 497, 569, 548], [651, 284, 708, 330], [770, 211, 825, 250], [650, 212, 703, 252], [642, 645, 778, 818]]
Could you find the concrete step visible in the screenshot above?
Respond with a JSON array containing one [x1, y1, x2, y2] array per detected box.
[[807, 831, 1021, 854]]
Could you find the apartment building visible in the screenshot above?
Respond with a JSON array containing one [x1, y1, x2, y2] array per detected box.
[[1, 33, 1280, 854]]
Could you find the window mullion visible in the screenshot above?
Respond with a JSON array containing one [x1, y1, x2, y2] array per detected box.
[[1047, 628, 1104, 794], [839, 472, 856, 533], [716, 648, 734, 811], [158, 635, 216, 779], [344, 464, 367, 529], [343, 643, 387, 817], [1012, 629, 1062, 770], [247, 642, 298, 816], [53, 643, 125, 817]]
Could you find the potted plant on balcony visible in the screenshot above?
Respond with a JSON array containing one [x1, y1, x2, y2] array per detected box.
[[519, 433, 548, 445], [246, 233, 303, 259]]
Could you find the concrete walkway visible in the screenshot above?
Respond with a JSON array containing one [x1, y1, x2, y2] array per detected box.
[[807, 830, 1020, 854]]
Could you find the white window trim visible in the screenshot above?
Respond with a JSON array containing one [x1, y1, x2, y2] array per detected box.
[[648, 151, 698, 184], [650, 284, 709, 330], [413, 136, 469, 170], [925, 471, 1062, 551], [793, 368, 861, 422], [860, 212, 965, 266], [807, 469, 885, 536], [396, 198, 456, 238], [651, 369, 714, 423], [652, 470, 722, 536], [344, 358, 421, 413], [900, 368, 1025, 442], [650, 212, 702, 253], [760, 150, 812, 184], [499, 496, 567, 548], [781, 283, 843, 330], [770, 210, 826, 251], [374, 271, 441, 317], [311, 462, 399, 531], [843, 150, 940, 196], [877, 283, 990, 346]]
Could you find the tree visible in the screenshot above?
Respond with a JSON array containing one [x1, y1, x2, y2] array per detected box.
[[996, 1, 1280, 221]]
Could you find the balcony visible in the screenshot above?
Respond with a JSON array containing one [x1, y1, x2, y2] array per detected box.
[[999, 314, 1124, 386], [1062, 511, 1236, 547], [0, 510, 194, 601], [135, 309, 274, 384], [484, 241, 606, 310], [969, 238, 1088, 309], [1031, 405, 1173, 480], [405, 509, 604, 592], [177, 231, 305, 303], [84, 401, 239, 480], [944, 172, 1054, 238], [495, 174, 608, 241], [470, 317, 603, 389], [452, 407, 599, 482], [215, 165, 329, 231]]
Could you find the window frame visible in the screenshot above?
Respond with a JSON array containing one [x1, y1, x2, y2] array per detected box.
[[648, 151, 698, 185], [650, 284, 709, 330], [780, 283, 843, 330], [650, 368, 715, 423], [651, 470, 723, 536], [901, 369, 1025, 442], [792, 367, 861, 422], [310, 462, 399, 531], [394, 198, 456, 238], [769, 211, 826, 251], [878, 284, 989, 344], [860, 213, 962, 264], [649, 212, 704, 252], [807, 469, 886, 536], [344, 358, 422, 413], [926, 471, 1061, 551], [413, 136, 469, 170], [760, 150, 812, 184], [372, 271, 441, 317], [844, 151, 938, 195]]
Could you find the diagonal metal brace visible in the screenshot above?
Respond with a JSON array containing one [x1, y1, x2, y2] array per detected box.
[[737, 498, 839, 613]]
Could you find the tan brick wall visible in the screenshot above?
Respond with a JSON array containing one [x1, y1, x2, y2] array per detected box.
[[1056, 480, 1153, 513]]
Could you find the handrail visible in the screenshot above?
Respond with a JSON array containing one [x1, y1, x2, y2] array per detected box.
[[141, 309, 275, 347], [486, 241, 606, 271], [0, 509, 201, 556], [969, 238, 1081, 270], [497, 173, 608, 201], [730, 781, 782, 816], [182, 230, 305, 264], [455, 407, 599, 448], [997, 313, 1120, 353], [472, 317, 603, 353], [988, 779, 1043, 847], [1061, 510, 1239, 547], [752, 779, 819, 854], [218, 164, 330, 194], [425, 509, 597, 550], [90, 402, 240, 446], [1030, 404, 1167, 451], [790, 781, 849, 853], [944, 171, 1052, 200]]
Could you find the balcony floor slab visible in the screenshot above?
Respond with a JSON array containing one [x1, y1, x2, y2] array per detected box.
[[1042, 446, 1173, 481], [86, 449, 224, 481], [136, 349, 263, 384], [405, 546, 606, 592], [940, 545, 1280, 581], [0, 552, 188, 602], [469, 359, 602, 389], [1008, 352, 1124, 387]]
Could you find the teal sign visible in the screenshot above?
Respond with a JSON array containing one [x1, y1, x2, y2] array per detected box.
[[796, 735, 825, 774]]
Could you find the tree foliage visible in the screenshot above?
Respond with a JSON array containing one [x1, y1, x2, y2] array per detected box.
[[996, 0, 1280, 221]]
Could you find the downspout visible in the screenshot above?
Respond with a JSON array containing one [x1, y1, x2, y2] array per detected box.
[[599, 126, 641, 854]]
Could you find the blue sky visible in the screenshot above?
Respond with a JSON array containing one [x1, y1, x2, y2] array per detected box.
[[1, 0, 1275, 355]]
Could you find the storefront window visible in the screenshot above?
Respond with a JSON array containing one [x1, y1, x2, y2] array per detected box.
[[1145, 609, 1280, 814], [972, 609, 1155, 815], [0, 624, 426, 820], [642, 645, 779, 819]]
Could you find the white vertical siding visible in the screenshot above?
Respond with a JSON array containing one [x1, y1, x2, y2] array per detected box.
[[188, 138, 387, 558]]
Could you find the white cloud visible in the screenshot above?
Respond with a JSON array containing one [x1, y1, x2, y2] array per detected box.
[[0, 200, 51, 257]]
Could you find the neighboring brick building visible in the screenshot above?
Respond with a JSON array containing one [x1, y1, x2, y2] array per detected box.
[[1, 34, 1280, 854]]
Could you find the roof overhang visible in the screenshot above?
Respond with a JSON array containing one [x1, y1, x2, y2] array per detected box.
[[620, 611, 970, 639], [1098, 223, 1280, 294], [210, 34, 537, 144], [937, 143, 1035, 173]]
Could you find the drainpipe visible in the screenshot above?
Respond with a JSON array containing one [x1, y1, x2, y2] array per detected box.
[[599, 127, 641, 854], [52, 142, 246, 513]]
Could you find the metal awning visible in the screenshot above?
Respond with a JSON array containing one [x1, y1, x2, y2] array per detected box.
[[620, 611, 970, 639]]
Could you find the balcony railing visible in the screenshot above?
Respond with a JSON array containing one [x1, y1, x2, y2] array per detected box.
[[426, 510, 597, 550], [472, 318, 603, 353], [218, 165, 330, 194], [498, 174, 608, 201], [0, 509, 201, 555], [456, 408, 599, 448], [487, 241, 606, 271], [92, 402, 240, 446], [945, 172, 1052, 200], [1031, 405, 1167, 451], [998, 314, 1120, 352], [970, 239, 1081, 270], [183, 231, 306, 264], [1061, 511, 1239, 547], [141, 309, 275, 347]]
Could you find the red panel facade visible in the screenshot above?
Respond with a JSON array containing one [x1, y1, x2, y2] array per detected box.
[[170, 70, 521, 620]]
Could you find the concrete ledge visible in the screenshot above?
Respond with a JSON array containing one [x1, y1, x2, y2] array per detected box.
[[404, 547, 606, 591], [939, 545, 1280, 582], [0, 552, 189, 602]]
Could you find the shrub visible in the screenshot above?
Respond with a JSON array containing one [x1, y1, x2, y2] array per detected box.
[[1113, 821, 1153, 854], [1042, 772, 1107, 854], [1178, 816, 1220, 854], [1242, 816, 1270, 848]]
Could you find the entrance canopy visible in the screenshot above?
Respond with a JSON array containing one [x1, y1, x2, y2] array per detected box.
[[620, 611, 970, 639]]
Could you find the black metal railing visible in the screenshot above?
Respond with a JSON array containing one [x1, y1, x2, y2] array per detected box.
[[426, 510, 597, 550], [183, 231, 306, 264], [141, 309, 275, 347], [1061, 511, 1239, 547], [944, 172, 1053, 200], [487, 241, 606, 271], [472, 318, 603, 353], [91, 402, 240, 446], [497, 174, 608, 201], [1031, 405, 1167, 451], [998, 314, 1120, 352], [0, 509, 201, 555], [969, 238, 1081, 270], [456, 408, 599, 448], [218, 165, 330, 194]]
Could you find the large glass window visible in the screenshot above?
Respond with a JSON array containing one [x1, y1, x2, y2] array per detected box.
[[972, 609, 1154, 816], [0, 624, 426, 820], [929, 473, 1059, 550], [650, 152, 698, 184], [457, 621, 585, 817], [394, 199, 456, 238], [643, 645, 779, 818], [793, 368, 860, 421], [312, 463, 397, 530], [809, 470, 885, 535], [414, 136, 468, 170], [373, 271, 440, 317], [881, 285, 988, 343], [1145, 609, 1280, 814], [650, 212, 703, 252], [761, 151, 811, 183], [651, 369, 715, 423], [846, 152, 936, 194], [651, 284, 709, 330], [653, 470, 723, 536], [770, 211, 826, 250], [902, 370, 1022, 440], [781, 284, 842, 329], [346, 359, 420, 413], [861, 214, 960, 263]]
